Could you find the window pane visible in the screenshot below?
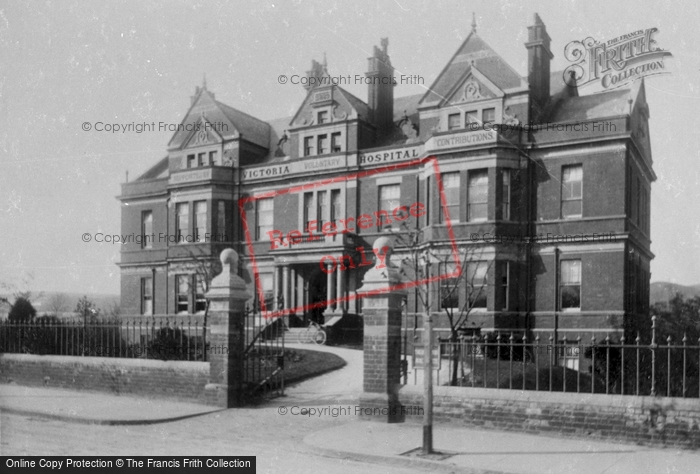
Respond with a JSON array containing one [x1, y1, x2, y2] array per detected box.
[[331, 190, 341, 224], [482, 108, 495, 124], [502, 170, 510, 221], [379, 184, 401, 230], [142, 277, 153, 315], [440, 172, 460, 223], [561, 260, 581, 284], [303, 193, 313, 231], [448, 113, 461, 130], [380, 184, 401, 202], [331, 132, 342, 152], [142, 211, 153, 248], [176, 275, 189, 313], [466, 111, 478, 124], [468, 171, 488, 221], [176, 203, 189, 243], [469, 288, 487, 308], [466, 261, 488, 308], [256, 198, 274, 240], [304, 137, 314, 156], [317, 134, 328, 154], [194, 201, 207, 242], [562, 165, 583, 218], [317, 191, 327, 228], [318, 111, 328, 124], [440, 263, 458, 309], [217, 201, 226, 240], [561, 286, 581, 309], [499, 261, 509, 310], [195, 274, 207, 313], [560, 260, 581, 310], [209, 150, 218, 166]]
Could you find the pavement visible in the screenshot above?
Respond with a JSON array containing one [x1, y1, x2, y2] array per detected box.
[[1, 344, 699, 473]]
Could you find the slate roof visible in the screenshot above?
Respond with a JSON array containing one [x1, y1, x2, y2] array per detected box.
[[420, 32, 524, 105], [335, 87, 370, 119], [135, 156, 169, 181], [167, 89, 271, 151], [545, 70, 632, 122], [393, 94, 422, 122], [215, 99, 271, 148]]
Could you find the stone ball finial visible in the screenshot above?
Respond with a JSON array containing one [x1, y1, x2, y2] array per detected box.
[[373, 236, 394, 267], [220, 248, 238, 267], [373, 236, 393, 253]]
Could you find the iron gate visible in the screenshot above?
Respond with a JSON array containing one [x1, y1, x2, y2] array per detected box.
[[243, 308, 285, 400]]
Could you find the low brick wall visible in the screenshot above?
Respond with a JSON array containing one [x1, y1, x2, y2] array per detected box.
[[0, 354, 210, 403], [397, 385, 700, 449]]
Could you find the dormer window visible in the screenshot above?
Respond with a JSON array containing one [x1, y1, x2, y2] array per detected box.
[[197, 152, 206, 167], [466, 111, 478, 125], [318, 111, 328, 124], [187, 154, 195, 168], [209, 150, 218, 166]]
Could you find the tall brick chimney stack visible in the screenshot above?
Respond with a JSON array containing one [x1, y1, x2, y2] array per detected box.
[[365, 38, 395, 136], [525, 13, 553, 119]]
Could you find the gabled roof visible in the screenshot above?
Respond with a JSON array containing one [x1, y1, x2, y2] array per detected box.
[[135, 156, 169, 181], [420, 31, 524, 106], [215, 99, 271, 148], [167, 87, 270, 151], [288, 83, 370, 128], [335, 87, 370, 119]]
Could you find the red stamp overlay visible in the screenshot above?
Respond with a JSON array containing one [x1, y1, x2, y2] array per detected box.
[[239, 156, 460, 319]]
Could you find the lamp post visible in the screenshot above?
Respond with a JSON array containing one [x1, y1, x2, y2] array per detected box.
[[420, 250, 433, 455]]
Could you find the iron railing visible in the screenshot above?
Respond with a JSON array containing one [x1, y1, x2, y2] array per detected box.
[[433, 328, 700, 398], [0, 315, 208, 361]]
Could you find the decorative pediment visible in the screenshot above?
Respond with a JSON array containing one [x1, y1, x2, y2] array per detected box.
[[290, 84, 362, 129], [183, 115, 225, 149], [443, 67, 503, 106]]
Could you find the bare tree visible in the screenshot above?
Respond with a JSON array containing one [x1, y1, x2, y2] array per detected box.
[[181, 247, 222, 354], [47, 293, 69, 317], [391, 224, 492, 386]]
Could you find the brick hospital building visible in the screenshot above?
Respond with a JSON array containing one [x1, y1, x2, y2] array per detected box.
[[118, 14, 654, 359]]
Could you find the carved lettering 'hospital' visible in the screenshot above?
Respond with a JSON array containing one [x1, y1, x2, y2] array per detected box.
[[359, 146, 422, 165]]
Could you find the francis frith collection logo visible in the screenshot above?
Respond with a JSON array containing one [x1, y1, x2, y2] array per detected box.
[[563, 27, 673, 93]]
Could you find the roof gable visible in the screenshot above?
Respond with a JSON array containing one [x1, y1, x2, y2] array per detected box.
[[182, 115, 225, 149], [442, 66, 503, 107], [167, 88, 270, 151], [420, 32, 524, 107], [289, 85, 368, 128]]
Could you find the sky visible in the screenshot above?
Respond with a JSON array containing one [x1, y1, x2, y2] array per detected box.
[[0, 0, 698, 296]]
